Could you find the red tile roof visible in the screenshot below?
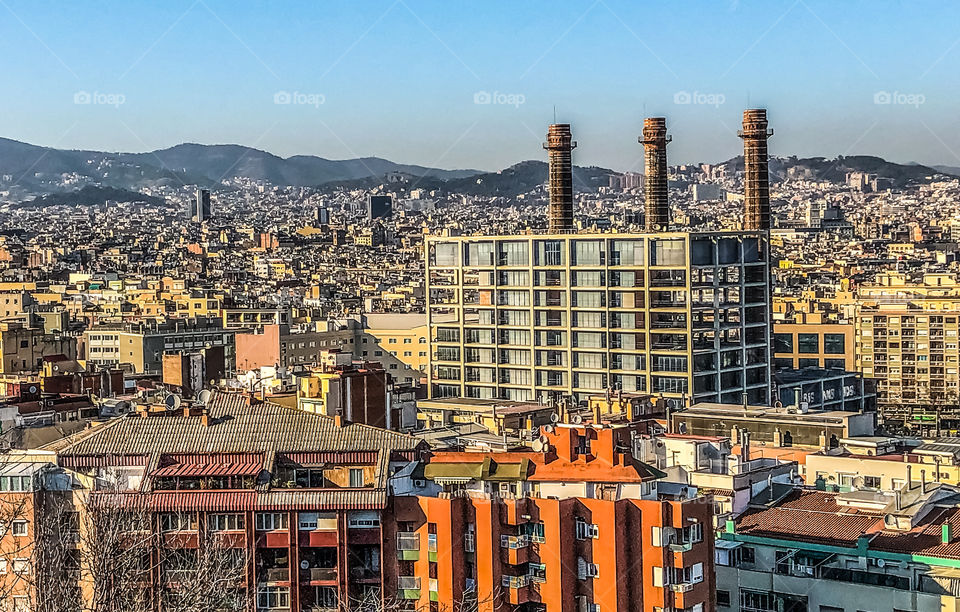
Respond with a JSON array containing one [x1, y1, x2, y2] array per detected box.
[[737, 490, 882, 546]]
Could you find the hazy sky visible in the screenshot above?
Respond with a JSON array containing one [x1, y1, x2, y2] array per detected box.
[[1, 0, 959, 171]]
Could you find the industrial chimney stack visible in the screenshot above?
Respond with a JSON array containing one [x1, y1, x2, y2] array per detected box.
[[543, 124, 577, 232], [639, 117, 671, 231], [739, 109, 773, 231]]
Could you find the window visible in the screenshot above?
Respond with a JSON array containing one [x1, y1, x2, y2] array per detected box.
[[0, 476, 31, 492], [12, 559, 29, 574], [347, 511, 380, 528], [207, 513, 244, 531], [0, 559, 6, 574], [255, 512, 289, 531], [824, 358, 846, 370], [349, 469, 364, 488], [315, 586, 338, 609], [11, 520, 28, 537], [799, 358, 819, 368], [798, 333, 819, 353], [12, 596, 28, 612], [773, 333, 793, 354], [739, 546, 755, 564], [824, 333, 846, 354], [717, 590, 731, 607], [159, 513, 197, 532], [650, 239, 686, 266], [257, 586, 290, 610]]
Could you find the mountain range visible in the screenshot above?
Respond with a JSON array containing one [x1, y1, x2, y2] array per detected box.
[[0, 137, 954, 202]]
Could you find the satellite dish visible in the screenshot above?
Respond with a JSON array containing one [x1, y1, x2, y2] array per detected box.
[[198, 389, 213, 406], [532, 440, 544, 452], [678, 423, 688, 434], [539, 435, 549, 445], [542, 424, 554, 434], [165, 394, 182, 410], [28, 386, 37, 394], [572, 415, 583, 424], [52, 365, 60, 372], [300, 560, 309, 570], [853, 476, 865, 489], [550, 413, 560, 423], [876, 559, 885, 568]]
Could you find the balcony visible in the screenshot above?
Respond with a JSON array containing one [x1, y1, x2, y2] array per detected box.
[[262, 567, 290, 582], [501, 534, 530, 549], [300, 567, 337, 582], [396, 532, 420, 561], [398, 576, 421, 600], [502, 574, 531, 589]]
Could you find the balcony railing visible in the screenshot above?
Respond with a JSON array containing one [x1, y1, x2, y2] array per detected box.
[[502, 574, 532, 589], [501, 534, 530, 549], [398, 576, 421, 590]]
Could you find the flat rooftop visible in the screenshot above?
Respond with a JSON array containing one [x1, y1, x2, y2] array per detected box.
[[680, 402, 865, 424], [417, 397, 554, 416]]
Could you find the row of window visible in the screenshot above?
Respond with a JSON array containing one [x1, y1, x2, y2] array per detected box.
[[156, 511, 378, 532], [774, 333, 846, 355]]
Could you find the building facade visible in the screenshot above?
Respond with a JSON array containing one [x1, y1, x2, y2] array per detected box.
[[426, 231, 772, 407]]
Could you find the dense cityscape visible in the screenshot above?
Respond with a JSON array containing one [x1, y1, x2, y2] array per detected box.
[[3, 2, 960, 611]]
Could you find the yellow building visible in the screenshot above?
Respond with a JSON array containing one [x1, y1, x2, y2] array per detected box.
[[362, 313, 429, 374]]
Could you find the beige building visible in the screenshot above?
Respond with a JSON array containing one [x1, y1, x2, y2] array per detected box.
[[0, 323, 77, 374], [855, 273, 960, 428], [362, 313, 428, 374]]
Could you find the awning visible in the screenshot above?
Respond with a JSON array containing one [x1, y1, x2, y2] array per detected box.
[[152, 462, 262, 478], [715, 539, 744, 550]]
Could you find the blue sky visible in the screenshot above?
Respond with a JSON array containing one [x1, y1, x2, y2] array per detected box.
[[1, 0, 959, 171]]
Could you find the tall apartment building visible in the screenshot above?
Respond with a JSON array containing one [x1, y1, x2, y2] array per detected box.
[[397, 421, 715, 612], [426, 231, 772, 407], [855, 273, 960, 429]]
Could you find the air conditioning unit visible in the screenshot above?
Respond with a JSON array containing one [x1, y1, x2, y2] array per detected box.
[[413, 479, 426, 488]]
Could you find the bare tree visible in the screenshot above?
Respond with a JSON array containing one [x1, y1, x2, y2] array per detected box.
[[34, 487, 156, 612], [158, 525, 248, 612]]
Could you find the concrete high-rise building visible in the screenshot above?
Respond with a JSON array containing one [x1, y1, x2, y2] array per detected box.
[[639, 117, 671, 231], [543, 124, 576, 232], [426, 230, 772, 407], [191, 188, 211, 222], [738, 109, 773, 231]]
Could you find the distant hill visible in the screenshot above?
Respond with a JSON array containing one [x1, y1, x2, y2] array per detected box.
[[0, 137, 480, 194], [20, 185, 164, 208], [721, 155, 952, 187], [0, 135, 955, 200], [314, 160, 616, 198], [441, 161, 614, 197], [934, 165, 960, 176], [117, 143, 480, 186]]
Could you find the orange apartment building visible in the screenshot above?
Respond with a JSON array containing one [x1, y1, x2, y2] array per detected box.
[[392, 423, 715, 612]]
